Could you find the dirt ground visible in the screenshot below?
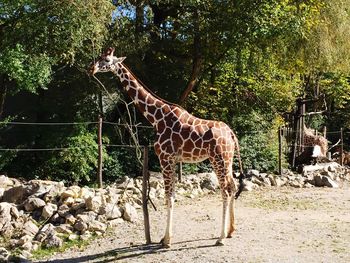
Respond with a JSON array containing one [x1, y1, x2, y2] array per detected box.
[[37, 182, 350, 263]]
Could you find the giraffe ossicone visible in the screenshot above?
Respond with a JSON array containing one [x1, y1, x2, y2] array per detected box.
[[89, 47, 244, 247]]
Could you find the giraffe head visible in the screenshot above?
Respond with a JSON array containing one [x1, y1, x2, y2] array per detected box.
[[89, 47, 126, 75]]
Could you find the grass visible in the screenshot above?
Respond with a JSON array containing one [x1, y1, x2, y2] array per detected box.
[[31, 234, 94, 260]]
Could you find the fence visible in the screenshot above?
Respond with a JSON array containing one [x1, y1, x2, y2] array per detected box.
[[1, 121, 349, 177], [279, 126, 349, 173]]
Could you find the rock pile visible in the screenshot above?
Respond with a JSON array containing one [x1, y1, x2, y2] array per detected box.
[[0, 163, 349, 260], [241, 162, 350, 191]]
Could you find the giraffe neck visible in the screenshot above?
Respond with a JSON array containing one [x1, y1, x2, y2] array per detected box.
[[113, 63, 169, 128]]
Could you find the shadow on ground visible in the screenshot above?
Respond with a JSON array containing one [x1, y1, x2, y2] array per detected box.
[[36, 238, 218, 262]]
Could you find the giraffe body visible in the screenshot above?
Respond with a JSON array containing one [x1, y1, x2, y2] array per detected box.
[[90, 48, 243, 247]]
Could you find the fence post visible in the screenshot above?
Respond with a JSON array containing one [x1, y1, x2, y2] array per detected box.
[[340, 128, 344, 166], [142, 146, 151, 244], [97, 115, 103, 188], [278, 127, 282, 175]]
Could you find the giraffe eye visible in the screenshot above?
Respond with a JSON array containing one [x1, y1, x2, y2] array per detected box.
[[105, 58, 111, 63]]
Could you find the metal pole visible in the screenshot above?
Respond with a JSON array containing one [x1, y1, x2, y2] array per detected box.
[[278, 127, 282, 175], [142, 146, 151, 244], [340, 128, 344, 166], [97, 115, 103, 188]]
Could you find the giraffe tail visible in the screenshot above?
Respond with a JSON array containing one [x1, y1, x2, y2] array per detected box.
[[232, 132, 245, 199]]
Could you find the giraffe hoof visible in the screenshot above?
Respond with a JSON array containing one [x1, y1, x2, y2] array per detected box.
[[215, 239, 225, 246], [160, 238, 171, 248]]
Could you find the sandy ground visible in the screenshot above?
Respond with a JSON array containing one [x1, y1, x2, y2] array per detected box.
[[37, 182, 350, 263]]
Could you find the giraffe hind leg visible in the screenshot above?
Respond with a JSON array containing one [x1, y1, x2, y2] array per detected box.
[[210, 156, 233, 246]]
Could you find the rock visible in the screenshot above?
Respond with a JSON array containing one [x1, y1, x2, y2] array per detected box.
[[44, 233, 63, 248], [65, 213, 76, 225], [58, 204, 70, 217], [322, 176, 339, 188], [122, 203, 138, 222], [248, 169, 260, 177], [200, 173, 219, 191], [149, 180, 162, 190], [17, 235, 33, 246], [61, 189, 77, 200], [80, 231, 92, 241], [85, 195, 104, 213], [0, 202, 12, 229], [267, 175, 278, 186], [0, 247, 10, 261], [74, 220, 88, 232], [251, 177, 264, 186], [10, 205, 21, 219], [55, 224, 73, 234], [41, 203, 57, 220], [108, 218, 124, 227], [242, 180, 255, 191], [24, 197, 46, 211], [289, 180, 303, 188], [0, 175, 15, 188], [104, 203, 122, 220], [63, 196, 75, 206], [314, 175, 324, 187], [68, 233, 79, 241], [79, 187, 95, 199], [22, 220, 39, 237], [89, 220, 107, 232], [2, 185, 27, 204]]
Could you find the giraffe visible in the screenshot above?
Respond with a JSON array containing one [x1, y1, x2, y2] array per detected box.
[[89, 47, 244, 247], [303, 126, 328, 157]]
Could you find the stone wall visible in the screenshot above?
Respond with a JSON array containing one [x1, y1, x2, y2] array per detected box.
[[0, 164, 349, 261]]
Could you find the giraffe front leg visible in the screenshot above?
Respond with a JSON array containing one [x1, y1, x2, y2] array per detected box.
[[161, 187, 175, 248], [159, 160, 176, 248]]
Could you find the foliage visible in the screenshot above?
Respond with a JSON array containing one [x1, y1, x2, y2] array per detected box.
[[34, 127, 99, 184], [1, 0, 350, 183]]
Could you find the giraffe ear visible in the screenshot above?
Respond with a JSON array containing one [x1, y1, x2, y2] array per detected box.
[[115, 57, 126, 63], [104, 47, 115, 57]]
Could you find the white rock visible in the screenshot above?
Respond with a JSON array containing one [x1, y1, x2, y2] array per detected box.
[[55, 224, 73, 234], [122, 203, 138, 222], [242, 180, 255, 191], [0, 247, 9, 262], [58, 204, 70, 217], [24, 197, 46, 211], [0, 202, 12, 229], [68, 233, 79, 241], [199, 173, 219, 191], [89, 220, 107, 232], [0, 175, 15, 188], [85, 195, 104, 213], [22, 220, 39, 237], [105, 203, 122, 220], [41, 203, 57, 220]]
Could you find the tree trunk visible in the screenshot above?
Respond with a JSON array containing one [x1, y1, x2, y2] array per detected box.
[[179, 10, 202, 105], [135, 0, 144, 39], [0, 75, 8, 120]]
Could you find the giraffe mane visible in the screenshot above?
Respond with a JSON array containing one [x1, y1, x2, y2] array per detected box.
[[121, 63, 186, 111]]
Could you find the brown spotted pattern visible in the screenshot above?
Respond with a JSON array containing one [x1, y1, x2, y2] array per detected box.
[[89, 48, 243, 247]]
